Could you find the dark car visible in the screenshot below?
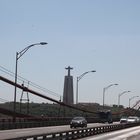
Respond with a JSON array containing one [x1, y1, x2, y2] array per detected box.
[[70, 117, 87, 128]]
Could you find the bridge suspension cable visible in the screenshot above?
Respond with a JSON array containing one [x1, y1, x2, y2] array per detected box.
[[0, 65, 62, 99]]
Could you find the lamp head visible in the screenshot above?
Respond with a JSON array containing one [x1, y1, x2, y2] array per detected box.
[[40, 42, 48, 45], [91, 70, 96, 72]]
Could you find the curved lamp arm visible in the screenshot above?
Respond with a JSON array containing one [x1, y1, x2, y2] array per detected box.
[[77, 70, 96, 81], [17, 42, 48, 60]]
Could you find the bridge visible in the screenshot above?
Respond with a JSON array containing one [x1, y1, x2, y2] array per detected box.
[[0, 75, 140, 139]]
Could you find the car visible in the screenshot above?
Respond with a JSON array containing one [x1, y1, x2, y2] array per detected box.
[[127, 116, 139, 123], [120, 116, 128, 123], [70, 117, 87, 128]]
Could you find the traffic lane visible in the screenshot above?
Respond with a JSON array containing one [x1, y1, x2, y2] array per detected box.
[[0, 123, 111, 140], [79, 125, 140, 140], [0, 125, 69, 140]]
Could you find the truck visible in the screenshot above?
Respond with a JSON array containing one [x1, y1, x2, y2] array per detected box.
[[98, 110, 113, 123]]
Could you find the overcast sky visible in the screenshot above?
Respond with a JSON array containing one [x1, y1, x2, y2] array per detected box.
[[0, 0, 140, 107]]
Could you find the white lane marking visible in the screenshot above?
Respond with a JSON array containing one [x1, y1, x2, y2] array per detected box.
[[86, 126, 140, 140]]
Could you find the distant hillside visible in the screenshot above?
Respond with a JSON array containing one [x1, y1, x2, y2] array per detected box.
[[0, 102, 139, 118]]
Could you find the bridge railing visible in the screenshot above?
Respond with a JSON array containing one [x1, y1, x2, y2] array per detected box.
[[0, 117, 70, 130]]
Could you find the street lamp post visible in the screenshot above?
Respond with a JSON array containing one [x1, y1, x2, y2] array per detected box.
[[118, 91, 131, 107], [13, 42, 48, 121], [76, 70, 96, 104], [103, 83, 118, 107], [129, 96, 139, 108]]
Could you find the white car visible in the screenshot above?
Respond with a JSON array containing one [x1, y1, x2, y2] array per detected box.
[[127, 116, 139, 123], [120, 116, 128, 123]]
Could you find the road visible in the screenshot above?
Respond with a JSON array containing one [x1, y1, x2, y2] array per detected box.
[[80, 125, 140, 140], [1, 122, 139, 140], [0, 123, 108, 140]]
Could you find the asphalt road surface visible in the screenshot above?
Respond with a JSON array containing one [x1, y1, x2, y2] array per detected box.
[[0, 123, 109, 139]]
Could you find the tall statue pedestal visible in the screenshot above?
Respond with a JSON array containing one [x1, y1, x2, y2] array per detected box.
[[63, 66, 74, 105]]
